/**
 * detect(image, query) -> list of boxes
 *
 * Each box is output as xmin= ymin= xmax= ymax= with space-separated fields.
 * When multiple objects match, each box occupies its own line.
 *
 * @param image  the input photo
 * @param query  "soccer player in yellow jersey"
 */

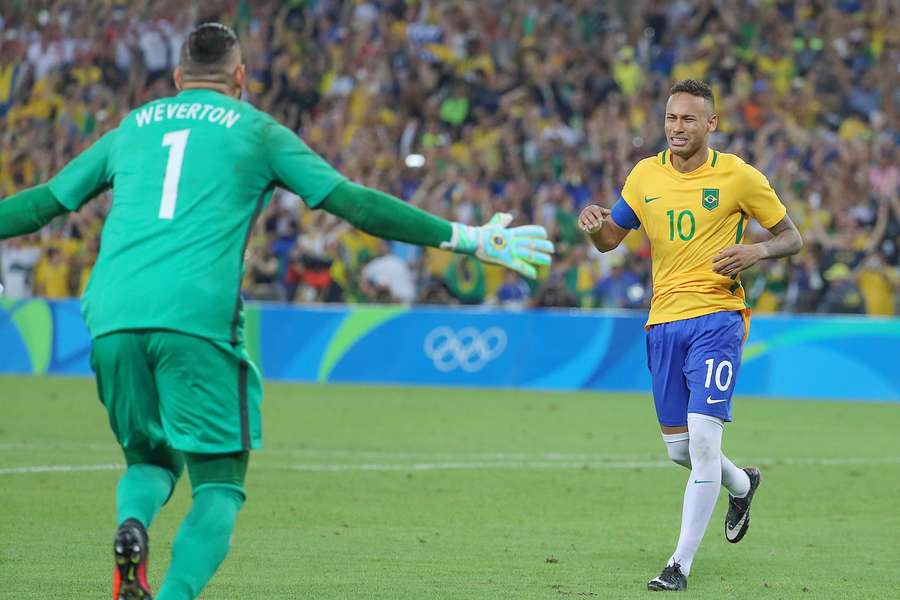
xmin=579 ymin=79 xmax=802 ymax=591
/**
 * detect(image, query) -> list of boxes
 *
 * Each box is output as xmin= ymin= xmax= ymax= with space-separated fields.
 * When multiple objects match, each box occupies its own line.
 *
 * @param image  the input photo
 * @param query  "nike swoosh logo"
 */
xmin=726 ymin=512 xmax=749 ymax=540
xmin=706 ymin=395 xmax=728 ymax=404
xmin=644 ymin=196 xmax=661 ymax=203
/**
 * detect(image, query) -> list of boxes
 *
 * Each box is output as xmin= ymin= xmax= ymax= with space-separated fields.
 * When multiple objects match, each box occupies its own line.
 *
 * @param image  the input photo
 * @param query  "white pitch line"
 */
xmin=286 ymin=460 xmax=670 ymax=472
xmin=2 ymin=456 xmax=900 ymax=476
xmin=5 ymin=443 xmax=900 ymax=468
xmin=0 ymin=463 xmax=123 ymax=475
xmin=284 ymin=456 xmax=900 ymax=472
xmin=0 ymin=443 xmax=655 ymax=461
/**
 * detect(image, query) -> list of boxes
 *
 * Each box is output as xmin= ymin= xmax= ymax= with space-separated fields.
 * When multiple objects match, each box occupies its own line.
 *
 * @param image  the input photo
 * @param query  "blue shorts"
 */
xmin=646 ymin=311 xmax=746 ymax=427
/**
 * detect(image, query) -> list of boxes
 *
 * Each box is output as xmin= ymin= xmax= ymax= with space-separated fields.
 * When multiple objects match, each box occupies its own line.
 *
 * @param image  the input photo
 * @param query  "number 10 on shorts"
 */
xmin=704 ymin=358 xmax=733 ymax=391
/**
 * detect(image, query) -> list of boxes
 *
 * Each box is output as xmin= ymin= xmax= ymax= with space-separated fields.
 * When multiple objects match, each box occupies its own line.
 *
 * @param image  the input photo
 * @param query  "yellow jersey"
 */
xmin=613 ymin=148 xmax=787 ymax=327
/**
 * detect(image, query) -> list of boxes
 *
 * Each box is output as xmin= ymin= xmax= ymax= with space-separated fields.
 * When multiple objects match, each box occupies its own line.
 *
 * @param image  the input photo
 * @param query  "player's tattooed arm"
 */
xmin=712 ymin=214 xmax=802 ymax=277
xmin=759 ymin=215 xmax=804 ymax=259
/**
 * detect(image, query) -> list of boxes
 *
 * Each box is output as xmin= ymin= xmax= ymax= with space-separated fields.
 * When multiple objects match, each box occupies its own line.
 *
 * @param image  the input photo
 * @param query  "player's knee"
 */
xmin=123 ymin=446 xmax=185 ymax=481
xmin=185 ymin=450 xmax=249 ymax=500
xmin=688 ymin=429 xmax=719 ymax=462
xmin=193 ymin=483 xmax=247 ymax=518
xmin=662 ymin=432 xmax=691 ymax=468
xmin=686 ymin=415 xmax=723 ymax=465
xmin=689 ymin=437 xmax=716 ymax=465
xmin=666 ymin=442 xmax=691 ymax=468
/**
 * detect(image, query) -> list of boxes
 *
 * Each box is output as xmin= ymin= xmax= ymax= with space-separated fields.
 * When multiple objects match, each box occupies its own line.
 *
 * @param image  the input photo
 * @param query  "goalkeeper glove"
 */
xmin=441 ymin=213 xmax=554 ymax=279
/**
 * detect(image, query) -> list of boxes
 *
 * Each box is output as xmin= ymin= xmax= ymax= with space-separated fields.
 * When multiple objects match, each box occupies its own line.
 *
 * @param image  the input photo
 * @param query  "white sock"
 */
xmin=662 ymin=432 xmax=750 ymax=498
xmin=721 ymin=453 xmax=750 ymax=498
xmin=663 ymin=432 xmax=691 ymax=468
xmin=668 ymin=413 xmax=723 ymax=576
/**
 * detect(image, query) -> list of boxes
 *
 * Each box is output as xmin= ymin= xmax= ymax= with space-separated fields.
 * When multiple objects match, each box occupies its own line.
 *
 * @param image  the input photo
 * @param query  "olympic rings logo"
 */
xmin=423 ymin=326 xmax=508 ymax=373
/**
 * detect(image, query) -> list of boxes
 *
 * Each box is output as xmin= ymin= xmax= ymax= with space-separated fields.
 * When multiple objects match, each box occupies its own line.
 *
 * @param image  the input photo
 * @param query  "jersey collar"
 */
xmin=660 ymin=147 xmax=718 ymax=176
xmin=176 ymin=88 xmax=228 ymax=99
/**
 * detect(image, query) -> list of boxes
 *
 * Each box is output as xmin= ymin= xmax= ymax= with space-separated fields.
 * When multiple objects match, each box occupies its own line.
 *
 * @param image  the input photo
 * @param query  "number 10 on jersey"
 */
xmin=159 ymin=129 xmax=191 ymax=220
xmin=666 ymin=209 xmax=695 ymax=241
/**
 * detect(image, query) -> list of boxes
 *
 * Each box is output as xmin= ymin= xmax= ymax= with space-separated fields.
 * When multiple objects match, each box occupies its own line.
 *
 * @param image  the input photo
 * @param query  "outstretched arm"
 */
xmin=0 ymin=129 xmax=116 ymax=240
xmin=0 ymin=184 xmax=69 ymax=239
xmin=712 ymin=214 xmax=803 ymax=277
xmin=319 ymin=181 xmax=554 ymax=278
xmin=319 ymin=180 xmax=452 ymax=247
xmin=265 ymin=120 xmax=553 ymax=278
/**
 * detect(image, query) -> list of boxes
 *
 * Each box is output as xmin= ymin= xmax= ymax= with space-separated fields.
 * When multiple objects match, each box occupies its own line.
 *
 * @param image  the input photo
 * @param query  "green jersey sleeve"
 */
xmin=47 ymin=129 xmax=117 ymax=211
xmin=263 ymin=120 xmax=345 ymax=208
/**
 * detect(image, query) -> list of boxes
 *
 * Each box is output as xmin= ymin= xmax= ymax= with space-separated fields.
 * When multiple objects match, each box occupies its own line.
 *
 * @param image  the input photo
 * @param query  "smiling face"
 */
xmin=664 ymin=92 xmax=717 ymax=160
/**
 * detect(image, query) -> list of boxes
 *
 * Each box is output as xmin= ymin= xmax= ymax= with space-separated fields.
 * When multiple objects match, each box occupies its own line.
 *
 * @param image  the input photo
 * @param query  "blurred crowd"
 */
xmin=0 ymin=0 xmax=897 ymax=315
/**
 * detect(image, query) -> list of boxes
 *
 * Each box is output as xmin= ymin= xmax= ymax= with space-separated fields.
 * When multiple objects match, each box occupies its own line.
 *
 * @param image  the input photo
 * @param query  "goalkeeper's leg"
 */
xmin=114 ymin=449 xmax=183 ymax=600
xmin=91 ymin=332 xmax=185 ymax=600
xmin=117 ymin=448 xmax=183 ymax=529
xmin=156 ymin=451 xmax=248 ymax=600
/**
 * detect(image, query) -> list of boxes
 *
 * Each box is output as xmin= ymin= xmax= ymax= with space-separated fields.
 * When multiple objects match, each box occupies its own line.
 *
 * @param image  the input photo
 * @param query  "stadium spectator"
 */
xmin=0 ymin=0 xmax=897 ymax=316
xmin=32 ymin=246 xmax=71 ymax=299
xmin=0 ymin=235 xmax=41 ymax=297
xmin=361 ymin=240 xmax=416 ymax=303
xmin=856 ymin=251 xmax=898 ymax=315
xmin=593 ymin=254 xmax=642 ymax=309
xmin=496 ymin=269 xmax=531 ymax=308
xmin=818 ymin=262 xmax=866 ymax=314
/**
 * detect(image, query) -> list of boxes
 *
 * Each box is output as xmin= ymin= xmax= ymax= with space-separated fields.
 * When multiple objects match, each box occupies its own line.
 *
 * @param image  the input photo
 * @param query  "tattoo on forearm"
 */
xmin=760 ymin=218 xmax=802 ymax=259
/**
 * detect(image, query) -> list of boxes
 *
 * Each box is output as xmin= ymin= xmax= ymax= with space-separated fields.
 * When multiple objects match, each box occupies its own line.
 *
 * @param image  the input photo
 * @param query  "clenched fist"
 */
xmin=712 ymin=244 xmax=766 ymax=277
xmin=579 ymin=205 xmax=612 ymax=234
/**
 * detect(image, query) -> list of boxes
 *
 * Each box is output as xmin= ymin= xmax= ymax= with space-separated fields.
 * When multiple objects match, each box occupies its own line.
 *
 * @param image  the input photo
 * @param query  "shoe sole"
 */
xmin=725 ymin=467 xmax=761 ymax=544
xmin=647 ymin=580 xmax=686 ymax=591
xmin=114 ymin=526 xmax=152 ymax=600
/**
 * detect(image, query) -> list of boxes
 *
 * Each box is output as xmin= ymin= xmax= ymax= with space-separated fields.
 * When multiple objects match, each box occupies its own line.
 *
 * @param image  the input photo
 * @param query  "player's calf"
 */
xmin=113 ymin=519 xmax=152 ymax=600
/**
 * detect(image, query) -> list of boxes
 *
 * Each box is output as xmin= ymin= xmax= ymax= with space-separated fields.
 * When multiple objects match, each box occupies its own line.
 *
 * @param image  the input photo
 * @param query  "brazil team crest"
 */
xmin=702 ymin=188 xmax=719 ymax=211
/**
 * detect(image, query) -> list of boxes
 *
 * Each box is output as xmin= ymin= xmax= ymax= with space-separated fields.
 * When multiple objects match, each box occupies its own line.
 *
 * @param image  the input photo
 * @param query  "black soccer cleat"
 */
xmin=647 ymin=561 xmax=688 ymax=591
xmin=725 ymin=466 xmax=761 ymax=544
xmin=113 ymin=519 xmax=152 ymax=600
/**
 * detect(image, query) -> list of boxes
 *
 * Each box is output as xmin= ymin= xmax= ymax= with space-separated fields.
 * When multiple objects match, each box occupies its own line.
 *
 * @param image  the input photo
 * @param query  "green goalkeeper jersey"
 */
xmin=48 ymin=88 xmax=345 ymax=343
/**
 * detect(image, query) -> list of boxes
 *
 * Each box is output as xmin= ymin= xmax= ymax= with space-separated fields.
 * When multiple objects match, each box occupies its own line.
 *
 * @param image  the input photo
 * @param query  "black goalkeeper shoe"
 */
xmin=647 ymin=562 xmax=688 ymax=591
xmin=113 ymin=519 xmax=152 ymax=600
xmin=725 ymin=466 xmax=761 ymax=544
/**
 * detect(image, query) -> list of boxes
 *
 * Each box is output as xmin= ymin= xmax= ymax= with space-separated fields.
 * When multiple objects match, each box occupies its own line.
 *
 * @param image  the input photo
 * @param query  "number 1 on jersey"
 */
xmin=159 ymin=129 xmax=191 ymax=220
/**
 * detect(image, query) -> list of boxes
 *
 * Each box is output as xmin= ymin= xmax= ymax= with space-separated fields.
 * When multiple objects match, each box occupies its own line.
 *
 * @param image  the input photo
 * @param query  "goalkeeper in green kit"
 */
xmin=0 ymin=23 xmax=553 ymax=600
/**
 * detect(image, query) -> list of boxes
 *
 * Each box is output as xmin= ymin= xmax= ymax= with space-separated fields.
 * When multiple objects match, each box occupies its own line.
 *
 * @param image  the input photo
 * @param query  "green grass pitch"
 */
xmin=1 ymin=375 xmax=898 ymax=599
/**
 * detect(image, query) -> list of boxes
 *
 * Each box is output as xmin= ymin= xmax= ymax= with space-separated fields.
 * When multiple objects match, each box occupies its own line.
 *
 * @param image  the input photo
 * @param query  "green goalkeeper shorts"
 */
xmin=90 ymin=330 xmax=263 ymax=455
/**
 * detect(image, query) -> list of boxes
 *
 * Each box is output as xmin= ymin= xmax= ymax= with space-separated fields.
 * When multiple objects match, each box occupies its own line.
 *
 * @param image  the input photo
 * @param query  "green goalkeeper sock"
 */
xmin=116 ymin=464 xmax=176 ymax=527
xmin=156 ymin=485 xmax=245 ymax=600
